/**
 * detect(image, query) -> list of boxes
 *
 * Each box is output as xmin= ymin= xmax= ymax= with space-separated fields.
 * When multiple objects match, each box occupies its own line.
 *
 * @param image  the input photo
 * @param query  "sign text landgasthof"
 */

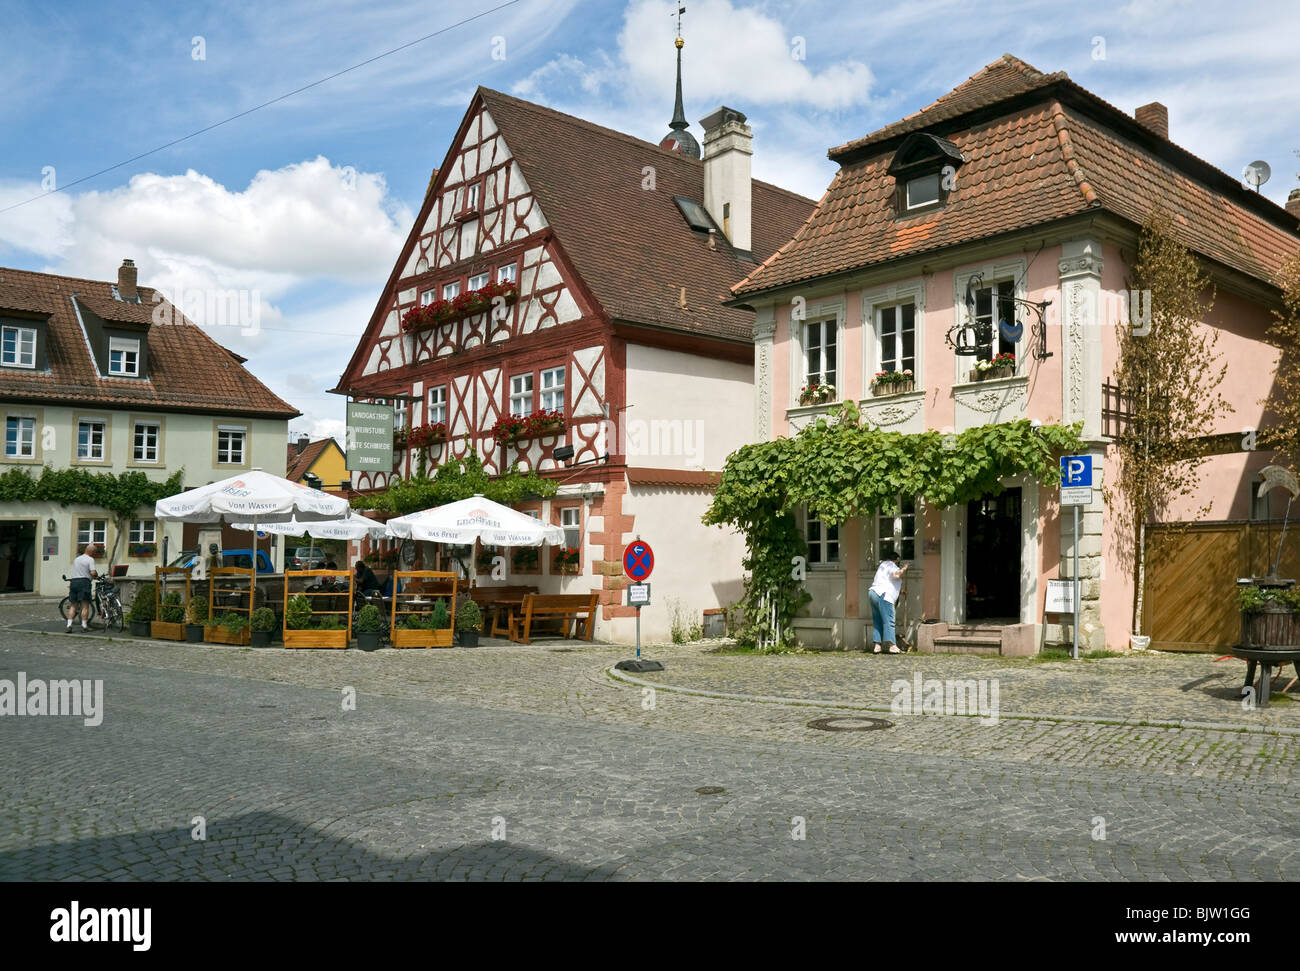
xmin=346 ymin=402 xmax=395 ymax=472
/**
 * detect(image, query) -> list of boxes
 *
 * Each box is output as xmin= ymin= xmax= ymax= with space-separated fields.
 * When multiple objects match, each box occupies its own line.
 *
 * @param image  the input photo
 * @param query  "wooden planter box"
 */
xmin=151 ymin=620 xmax=185 ymax=641
xmin=204 ymin=626 xmax=251 ymax=646
xmin=872 ymin=379 xmax=915 ymax=396
xmin=391 ymin=628 xmax=454 ymax=648
xmin=283 ymin=629 xmax=348 ymax=649
xmin=1241 ymin=606 xmax=1300 ymax=650
xmin=798 ymin=395 xmax=834 ymax=407
xmin=971 ymin=366 xmax=1015 ymax=382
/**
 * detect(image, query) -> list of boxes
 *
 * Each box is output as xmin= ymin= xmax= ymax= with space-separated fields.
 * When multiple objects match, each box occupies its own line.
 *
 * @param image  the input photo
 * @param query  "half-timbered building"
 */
xmin=334 ymin=83 xmax=813 ymax=643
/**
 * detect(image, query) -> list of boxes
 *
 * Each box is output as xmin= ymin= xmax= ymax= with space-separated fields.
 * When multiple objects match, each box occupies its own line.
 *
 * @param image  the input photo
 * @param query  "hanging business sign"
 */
xmin=346 ymin=402 xmax=395 ymax=473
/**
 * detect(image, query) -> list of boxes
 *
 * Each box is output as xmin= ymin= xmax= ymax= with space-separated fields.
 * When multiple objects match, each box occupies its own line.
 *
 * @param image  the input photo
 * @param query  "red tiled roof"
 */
xmin=0 ymin=267 xmax=299 ymax=418
xmin=473 ymin=89 xmax=816 ymax=341
xmin=285 ymin=438 xmax=336 ymax=481
xmin=736 ymin=55 xmax=1300 ymax=297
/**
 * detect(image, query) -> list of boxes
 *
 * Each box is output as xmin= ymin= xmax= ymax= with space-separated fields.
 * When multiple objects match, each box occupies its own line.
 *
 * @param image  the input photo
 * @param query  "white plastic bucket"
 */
xmin=1130 ymin=634 xmax=1151 ymax=651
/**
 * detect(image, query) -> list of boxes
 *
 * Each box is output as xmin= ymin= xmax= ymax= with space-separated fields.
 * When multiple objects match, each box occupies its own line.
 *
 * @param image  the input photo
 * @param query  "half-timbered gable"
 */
xmin=335 ymin=86 xmax=814 ymax=642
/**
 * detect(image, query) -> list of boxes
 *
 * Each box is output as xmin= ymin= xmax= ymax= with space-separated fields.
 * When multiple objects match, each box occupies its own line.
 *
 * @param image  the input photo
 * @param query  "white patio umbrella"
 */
xmin=386 ymin=494 xmax=564 ymax=546
xmin=232 ymin=516 xmax=388 ymax=573
xmin=155 ymin=470 xmax=353 ymax=606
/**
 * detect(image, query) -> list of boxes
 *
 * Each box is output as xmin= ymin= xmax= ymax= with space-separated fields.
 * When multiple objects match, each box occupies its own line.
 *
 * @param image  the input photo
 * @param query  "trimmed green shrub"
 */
xmin=455 ymin=599 xmax=482 ymax=632
xmin=251 ymin=607 xmax=277 ymax=633
xmin=159 ymin=592 xmax=184 ymax=624
xmin=356 ymin=604 xmax=383 ymax=633
xmin=285 ymin=594 xmax=313 ymax=630
xmin=128 ymin=583 xmax=156 ymax=623
xmin=186 ymin=595 xmax=209 ymax=625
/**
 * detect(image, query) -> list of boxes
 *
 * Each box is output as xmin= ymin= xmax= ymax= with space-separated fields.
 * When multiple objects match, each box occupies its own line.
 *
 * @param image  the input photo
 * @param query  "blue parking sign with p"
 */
xmin=1060 ymin=455 xmax=1092 ymax=487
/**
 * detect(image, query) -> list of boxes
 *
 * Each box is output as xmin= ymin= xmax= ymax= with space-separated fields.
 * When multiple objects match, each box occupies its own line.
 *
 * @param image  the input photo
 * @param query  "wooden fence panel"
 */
xmin=1144 ymin=520 xmax=1300 ymax=652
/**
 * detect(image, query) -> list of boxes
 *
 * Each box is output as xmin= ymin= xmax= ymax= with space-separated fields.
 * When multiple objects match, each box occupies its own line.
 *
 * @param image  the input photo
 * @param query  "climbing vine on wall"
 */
xmin=350 ymin=448 xmax=556 ymax=517
xmin=0 ymin=466 xmax=185 ymax=563
xmin=704 ymin=403 xmax=1083 ymax=647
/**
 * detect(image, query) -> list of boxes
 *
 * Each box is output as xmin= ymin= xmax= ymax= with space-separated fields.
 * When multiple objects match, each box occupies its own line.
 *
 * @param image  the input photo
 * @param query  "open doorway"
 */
xmin=0 ymin=520 xmax=37 ymax=592
xmin=965 ymin=488 xmax=1021 ymax=621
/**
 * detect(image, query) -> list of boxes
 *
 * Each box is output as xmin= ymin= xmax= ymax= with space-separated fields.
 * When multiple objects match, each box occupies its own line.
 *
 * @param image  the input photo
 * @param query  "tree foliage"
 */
xmin=1263 ymin=248 xmax=1300 ymax=469
xmin=350 ymin=448 xmax=556 ymax=516
xmin=1108 ymin=208 xmax=1232 ymax=632
xmin=705 ymin=402 xmax=1083 ymax=646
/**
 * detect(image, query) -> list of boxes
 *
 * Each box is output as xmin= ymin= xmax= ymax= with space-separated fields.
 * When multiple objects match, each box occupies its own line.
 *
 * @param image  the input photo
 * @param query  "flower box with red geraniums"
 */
xmin=407 ymin=422 xmax=447 ymax=450
xmin=871 ymin=369 xmax=915 ymax=396
xmin=401 ymin=281 xmax=519 ymax=333
xmin=798 ymin=380 xmax=836 ymax=407
xmin=491 ymin=410 xmax=565 ymax=446
xmin=552 ymin=546 xmax=581 ymax=574
xmin=971 ymin=352 xmax=1016 ymax=382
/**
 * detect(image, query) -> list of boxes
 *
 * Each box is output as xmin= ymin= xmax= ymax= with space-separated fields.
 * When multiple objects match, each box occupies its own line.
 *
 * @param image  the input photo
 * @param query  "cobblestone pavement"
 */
xmin=3 ymin=599 xmax=1300 ymax=880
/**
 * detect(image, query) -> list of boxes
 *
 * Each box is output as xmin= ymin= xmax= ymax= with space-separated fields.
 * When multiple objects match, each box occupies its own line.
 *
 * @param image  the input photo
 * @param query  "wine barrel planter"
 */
xmin=1241 ymin=604 xmax=1300 ymax=650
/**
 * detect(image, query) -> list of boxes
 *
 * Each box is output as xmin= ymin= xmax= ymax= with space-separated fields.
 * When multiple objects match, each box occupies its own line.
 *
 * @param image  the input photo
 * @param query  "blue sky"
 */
xmin=2 ymin=0 xmax=1297 ymax=442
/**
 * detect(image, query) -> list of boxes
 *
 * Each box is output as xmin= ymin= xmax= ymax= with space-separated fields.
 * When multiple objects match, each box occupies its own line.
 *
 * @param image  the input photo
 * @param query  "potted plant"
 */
xmin=491 ymin=409 xmax=565 ymax=446
xmin=871 ymin=369 xmax=915 ymax=396
xmin=250 ymin=607 xmax=277 ymax=648
xmin=971 ymin=352 xmax=1016 ymax=382
xmin=152 ymin=591 xmax=186 ymax=640
xmin=283 ymin=593 xmax=348 ymax=649
xmin=204 ymin=611 xmax=251 ymax=645
xmin=127 ymin=582 xmax=155 ymax=636
xmin=185 ymin=595 xmax=208 ymax=643
xmin=355 ymin=604 xmax=384 ymax=651
xmin=798 ymin=379 xmax=836 ymax=407
xmin=456 ymin=599 xmax=483 ymax=646
xmin=1238 ymin=584 xmax=1300 ymax=650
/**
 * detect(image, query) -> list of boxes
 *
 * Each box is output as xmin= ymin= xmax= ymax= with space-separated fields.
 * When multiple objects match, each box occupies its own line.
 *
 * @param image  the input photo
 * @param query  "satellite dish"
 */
xmin=1243 ymin=160 xmax=1271 ymax=191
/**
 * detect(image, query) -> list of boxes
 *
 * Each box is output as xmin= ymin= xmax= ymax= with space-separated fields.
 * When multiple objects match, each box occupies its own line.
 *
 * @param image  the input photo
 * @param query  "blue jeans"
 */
xmin=869 ymin=590 xmax=895 ymax=645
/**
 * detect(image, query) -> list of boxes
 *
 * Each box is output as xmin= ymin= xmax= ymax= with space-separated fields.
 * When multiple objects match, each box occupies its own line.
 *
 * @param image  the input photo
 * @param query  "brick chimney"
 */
xmin=117 ymin=258 xmax=139 ymax=302
xmin=700 ymin=107 xmax=753 ymax=253
xmin=1134 ymin=102 xmax=1169 ymax=140
xmin=1287 ymin=189 xmax=1300 ymax=221
xmin=295 ymin=435 xmax=310 ymax=454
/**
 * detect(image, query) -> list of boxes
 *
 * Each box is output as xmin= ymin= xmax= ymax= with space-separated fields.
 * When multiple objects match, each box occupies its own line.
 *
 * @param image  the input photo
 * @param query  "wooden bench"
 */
xmin=509 ymin=592 xmax=599 ymax=644
xmin=470 ymin=585 xmax=540 ymax=637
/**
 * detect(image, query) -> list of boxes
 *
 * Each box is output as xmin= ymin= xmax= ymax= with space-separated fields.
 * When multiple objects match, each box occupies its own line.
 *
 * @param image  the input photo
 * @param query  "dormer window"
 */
xmin=108 ymin=337 xmax=140 ymax=376
xmin=888 ymin=132 xmax=966 ymax=217
xmin=1 ymin=325 xmax=36 ymax=369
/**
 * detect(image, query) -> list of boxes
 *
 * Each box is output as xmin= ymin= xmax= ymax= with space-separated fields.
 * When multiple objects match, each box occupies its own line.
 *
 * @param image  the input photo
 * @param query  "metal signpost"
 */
xmin=1060 ymin=455 xmax=1093 ymax=660
xmin=345 ymin=401 xmax=395 ymax=473
xmin=623 ymin=539 xmax=654 ymax=658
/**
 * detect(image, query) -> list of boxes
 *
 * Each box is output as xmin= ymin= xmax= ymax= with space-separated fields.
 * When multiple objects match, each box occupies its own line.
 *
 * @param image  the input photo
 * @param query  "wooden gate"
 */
xmin=1144 ymin=520 xmax=1300 ymax=652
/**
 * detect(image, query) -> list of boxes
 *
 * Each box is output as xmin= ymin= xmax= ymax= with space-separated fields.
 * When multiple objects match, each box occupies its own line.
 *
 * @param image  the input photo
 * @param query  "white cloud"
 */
xmin=0 ymin=180 xmax=75 ymax=258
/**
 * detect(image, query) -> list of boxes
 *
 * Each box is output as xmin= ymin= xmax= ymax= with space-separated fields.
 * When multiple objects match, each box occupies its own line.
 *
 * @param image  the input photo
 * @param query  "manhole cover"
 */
xmin=694 ymin=786 xmax=726 ymax=795
xmin=806 ymin=716 xmax=893 ymax=732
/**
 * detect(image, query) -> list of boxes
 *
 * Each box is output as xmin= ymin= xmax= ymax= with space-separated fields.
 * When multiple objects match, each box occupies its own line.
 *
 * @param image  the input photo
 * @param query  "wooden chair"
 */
xmin=509 ymin=592 xmax=599 ymax=644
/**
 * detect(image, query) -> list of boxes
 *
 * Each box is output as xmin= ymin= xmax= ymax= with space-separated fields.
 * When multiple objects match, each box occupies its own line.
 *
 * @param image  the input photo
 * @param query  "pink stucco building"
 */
xmin=730 ymin=55 xmax=1300 ymax=653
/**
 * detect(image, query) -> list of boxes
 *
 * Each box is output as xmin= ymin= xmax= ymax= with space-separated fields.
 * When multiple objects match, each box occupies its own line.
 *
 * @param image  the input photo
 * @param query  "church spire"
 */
xmin=659 ymin=5 xmax=700 ymax=158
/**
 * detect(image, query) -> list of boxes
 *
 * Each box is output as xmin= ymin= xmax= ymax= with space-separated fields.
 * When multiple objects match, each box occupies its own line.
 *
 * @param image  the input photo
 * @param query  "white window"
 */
xmin=877 ymin=494 xmax=917 ymax=562
xmin=394 ymin=398 xmax=408 ymax=431
xmin=905 ymin=172 xmax=941 ymax=210
xmin=1 ymin=326 xmax=36 ymax=368
xmin=497 ymin=263 xmax=517 ymax=284
xmin=878 ymin=303 xmax=916 ymax=375
xmin=427 ymin=385 xmax=447 ymax=425
xmin=108 ymin=337 xmax=140 ymax=376
xmin=560 ymin=506 xmax=580 ymax=548
xmin=420 ymin=289 xmax=436 ymax=306
xmin=804 ymin=318 xmax=837 ymax=388
xmin=468 ymin=272 xmax=489 ymax=291
xmin=77 ymin=420 xmax=106 ymax=461
xmin=805 ymin=508 xmax=839 ymax=566
xmin=4 ymin=416 xmax=35 ymax=459
xmin=540 ymin=366 xmax=565 ymax=413
xmin=970 ymin=279 xmax=1018 ymax=363
xmin=464 ymin=181 xmax=480 ymax=212
xmin=129 ymin=519 xmax=156 ymax=544
xmin=133 ymin=421 xmax=160 ymax=463
xmin=510 ymin=373 xmax=533 ymax=417
xmin=78 ymin=519 xmax=107 ymax=549
xmin=442 ymin=281 xmax=460 ymax=301
xmin=217 ymin=426 xmax=246 ymax=465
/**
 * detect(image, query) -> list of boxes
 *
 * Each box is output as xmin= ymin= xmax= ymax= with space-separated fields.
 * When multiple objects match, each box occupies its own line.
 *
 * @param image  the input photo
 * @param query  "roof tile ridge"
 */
xmin=1048 ymin=98 xmax=1100 ymax=208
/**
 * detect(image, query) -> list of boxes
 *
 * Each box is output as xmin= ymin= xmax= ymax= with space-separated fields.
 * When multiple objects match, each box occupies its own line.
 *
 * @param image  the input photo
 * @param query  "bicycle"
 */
xmin=60 ymin=574 xmax=125 ymax=632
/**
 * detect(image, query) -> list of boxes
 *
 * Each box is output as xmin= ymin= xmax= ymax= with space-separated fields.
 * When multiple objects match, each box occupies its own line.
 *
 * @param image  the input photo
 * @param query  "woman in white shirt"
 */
xmin=868 ymin=557 xmax=908 ymax=654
